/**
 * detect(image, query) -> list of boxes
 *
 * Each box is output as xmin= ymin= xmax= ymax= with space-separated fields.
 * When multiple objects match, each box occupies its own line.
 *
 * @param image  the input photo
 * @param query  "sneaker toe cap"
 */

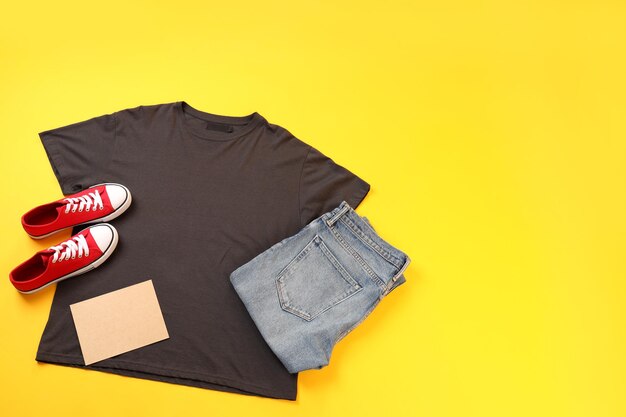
xmin=105 ymin=184 xmax=129 ymax=210
xmin=89 ymin=225 xmax=116 ymax=252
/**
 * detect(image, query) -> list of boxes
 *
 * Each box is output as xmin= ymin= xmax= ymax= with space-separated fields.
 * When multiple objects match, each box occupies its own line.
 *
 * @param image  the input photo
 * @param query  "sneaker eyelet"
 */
xmin=78 ymin=209 xmax=83 ymax=212
xmin=85 ymin=208 xmax=90 ymax=212
xmin=71 ymin=255 xmax=76 ymax=259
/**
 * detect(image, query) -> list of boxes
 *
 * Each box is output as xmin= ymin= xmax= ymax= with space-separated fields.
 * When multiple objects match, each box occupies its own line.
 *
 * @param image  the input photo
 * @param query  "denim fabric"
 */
xmin=230 ymin=201 xmax=410 ymax=373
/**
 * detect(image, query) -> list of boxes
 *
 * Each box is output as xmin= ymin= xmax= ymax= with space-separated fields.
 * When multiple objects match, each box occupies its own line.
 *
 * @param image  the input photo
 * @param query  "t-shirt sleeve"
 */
xmin=299 ymin=145 xmax=371 ymax=226
xmin=38 ymin=112 xmax=117 ymax=195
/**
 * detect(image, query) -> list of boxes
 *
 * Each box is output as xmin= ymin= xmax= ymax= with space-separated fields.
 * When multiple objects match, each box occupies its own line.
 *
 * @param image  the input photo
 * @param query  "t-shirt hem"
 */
xmin=35 ymin=351 xmax=297 ymax=401
xmin=347 ymin=179 xmax=371 ymax=210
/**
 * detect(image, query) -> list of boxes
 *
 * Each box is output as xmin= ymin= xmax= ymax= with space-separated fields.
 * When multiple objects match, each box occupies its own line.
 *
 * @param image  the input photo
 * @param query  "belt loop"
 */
xmin=325 ymin=202 xmax=350 ymax=227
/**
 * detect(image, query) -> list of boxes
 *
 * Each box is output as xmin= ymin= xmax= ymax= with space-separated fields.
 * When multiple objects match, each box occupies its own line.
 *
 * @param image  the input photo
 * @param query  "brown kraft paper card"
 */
xmin=69 ymin=279 xmax=169 ymax=365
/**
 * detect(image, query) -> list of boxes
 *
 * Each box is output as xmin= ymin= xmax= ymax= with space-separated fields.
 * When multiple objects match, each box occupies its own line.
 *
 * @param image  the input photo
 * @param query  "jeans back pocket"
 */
xmin=276 ymin=234 xmax=362 ymax=321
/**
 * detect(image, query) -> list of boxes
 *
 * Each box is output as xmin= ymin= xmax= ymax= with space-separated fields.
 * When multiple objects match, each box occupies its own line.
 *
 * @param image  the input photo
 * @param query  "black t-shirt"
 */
xmin=35 ymin=101 xmax=370 ymax=400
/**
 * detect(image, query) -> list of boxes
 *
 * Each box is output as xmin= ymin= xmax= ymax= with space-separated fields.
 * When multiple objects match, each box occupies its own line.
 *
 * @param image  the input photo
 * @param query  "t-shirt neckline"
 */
xmin=176 ymin=100 xmax=265 ymax=142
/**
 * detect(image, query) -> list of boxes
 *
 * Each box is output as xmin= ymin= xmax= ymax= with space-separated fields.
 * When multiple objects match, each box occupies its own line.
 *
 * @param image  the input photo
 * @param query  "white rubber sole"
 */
xmin=18 ymin=224 xmax=120 ymax=294
xmin=28 ymin=183 xmax=132 ymax=240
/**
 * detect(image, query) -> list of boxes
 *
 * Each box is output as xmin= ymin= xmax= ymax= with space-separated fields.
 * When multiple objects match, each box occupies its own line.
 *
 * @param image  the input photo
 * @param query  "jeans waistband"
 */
xmin=321 ymin=201 xmax=409 ymax=273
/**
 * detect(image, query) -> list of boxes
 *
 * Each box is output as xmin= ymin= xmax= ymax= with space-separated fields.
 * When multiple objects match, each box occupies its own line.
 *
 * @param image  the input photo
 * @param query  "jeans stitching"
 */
xmin=318 ymin=239 xmax=360 ymax=289
xmin=339 ymin=215 xmax=404 ymax=268
xmin=326 ymin=221 xmax=386 ymax=289
xmin=342 ymin=215 xmax=401 ymax=266
xmin=325 ymin=203 xmax=350 ymax=226
xmin=382 ymin=253 xmax=412 ymax=296
xmin=275 ymin=234 xmax=363 ymax=321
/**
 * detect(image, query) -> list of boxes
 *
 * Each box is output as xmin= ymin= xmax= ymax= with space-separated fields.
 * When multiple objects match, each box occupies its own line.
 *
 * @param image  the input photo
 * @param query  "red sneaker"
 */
xmin=22 ymin=183 xmax=131 ymax=239
xmin=9 ymin=224 xmax=119 ymax=294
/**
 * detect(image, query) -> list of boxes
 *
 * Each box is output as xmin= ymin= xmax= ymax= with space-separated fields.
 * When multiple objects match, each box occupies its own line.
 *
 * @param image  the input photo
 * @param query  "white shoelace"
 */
xmin=49 ymin=234 xmax=89 ymax=263
xmin=64 ymin=190 xmax=104 ymax=213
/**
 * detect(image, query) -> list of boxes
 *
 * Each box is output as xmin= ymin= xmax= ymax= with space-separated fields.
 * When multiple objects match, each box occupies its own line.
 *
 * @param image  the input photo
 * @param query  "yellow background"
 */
xmin=1 ymin=1 xmax=625 ymax=416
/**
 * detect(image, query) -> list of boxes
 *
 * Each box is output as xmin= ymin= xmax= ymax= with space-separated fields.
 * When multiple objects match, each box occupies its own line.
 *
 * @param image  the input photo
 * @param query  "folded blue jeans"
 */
xmin=230 ymin=201 xmax=410 ymax=373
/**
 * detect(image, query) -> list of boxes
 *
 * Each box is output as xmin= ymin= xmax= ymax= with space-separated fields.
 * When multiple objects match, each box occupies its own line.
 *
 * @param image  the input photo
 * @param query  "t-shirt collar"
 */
xmin=176 ymin=100 xmax=265 ymax=142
